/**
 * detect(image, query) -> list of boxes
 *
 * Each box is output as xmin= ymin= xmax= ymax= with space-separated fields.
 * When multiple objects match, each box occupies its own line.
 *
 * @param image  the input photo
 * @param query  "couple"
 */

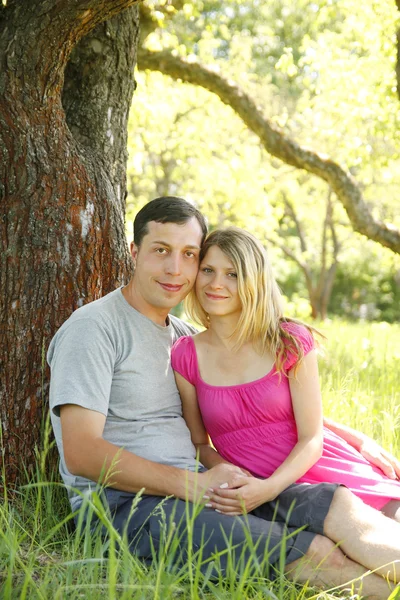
xmin=48 ymin=196 xmax=400 ymax=598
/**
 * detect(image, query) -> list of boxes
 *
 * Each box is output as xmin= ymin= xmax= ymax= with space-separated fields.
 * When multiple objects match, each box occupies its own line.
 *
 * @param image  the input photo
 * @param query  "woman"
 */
xmin=171 ymin=227 xmax=400 ymax=519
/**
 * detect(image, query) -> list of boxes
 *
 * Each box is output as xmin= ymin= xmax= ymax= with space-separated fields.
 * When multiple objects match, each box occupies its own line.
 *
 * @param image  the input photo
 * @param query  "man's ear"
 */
xmin=130 ymin=242 xmax=139 ymax=265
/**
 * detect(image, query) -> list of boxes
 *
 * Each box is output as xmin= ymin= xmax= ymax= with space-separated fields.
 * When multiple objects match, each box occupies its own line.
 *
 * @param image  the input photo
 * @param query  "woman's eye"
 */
xmin=228 ymin=272 xmax=237 ymax=278
xmin=201 ymin=267 xmax=212 ymax=273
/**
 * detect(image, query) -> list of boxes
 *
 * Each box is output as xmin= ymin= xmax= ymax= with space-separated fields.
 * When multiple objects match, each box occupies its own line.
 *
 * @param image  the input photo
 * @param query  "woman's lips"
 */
xmin=205 ymin=292 xmax=228 ymax=300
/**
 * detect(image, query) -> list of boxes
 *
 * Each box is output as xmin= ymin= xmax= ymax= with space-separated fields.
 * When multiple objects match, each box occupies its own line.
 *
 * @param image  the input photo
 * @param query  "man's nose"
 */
xmin=165 ymin=253 xmax=182 ymax=275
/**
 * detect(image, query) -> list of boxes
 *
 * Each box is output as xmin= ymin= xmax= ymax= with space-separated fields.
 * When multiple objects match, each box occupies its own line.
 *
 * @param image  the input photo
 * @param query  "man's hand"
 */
xmin=204 ymin=475 xmax=276 ymax=516
xmin=359 ymin=439 xmax=400 ymax=480
xmin=190 ymin=464 xmax=249 ymax=505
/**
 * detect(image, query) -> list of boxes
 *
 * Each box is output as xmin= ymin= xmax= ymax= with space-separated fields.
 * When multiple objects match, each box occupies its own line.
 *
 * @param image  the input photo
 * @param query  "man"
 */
xmin=48 ymin=196 xmax=400 ymax=598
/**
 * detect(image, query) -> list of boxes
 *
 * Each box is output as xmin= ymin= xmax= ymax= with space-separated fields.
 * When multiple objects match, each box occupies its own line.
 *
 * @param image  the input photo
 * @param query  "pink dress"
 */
xmin=171 ymin=322 xmax=400 ymax=510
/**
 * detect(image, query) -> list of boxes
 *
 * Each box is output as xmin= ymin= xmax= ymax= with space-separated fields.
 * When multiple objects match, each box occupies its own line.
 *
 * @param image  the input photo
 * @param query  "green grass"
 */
xmin=318 ymin=320 xmax=400 ymax=453
xmin=1 ymin=320 xmax=399 ymax=599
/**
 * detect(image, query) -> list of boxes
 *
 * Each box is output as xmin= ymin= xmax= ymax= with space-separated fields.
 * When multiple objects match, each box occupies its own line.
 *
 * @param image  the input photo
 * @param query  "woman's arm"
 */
xmin=323 ymin=417 xmax=365 ymax=450
xmin=265 ymin=349 xmax=324 ymax=493
xmin=323 ymin=417 xmax=400 ymax=480
xmin=208 ymin=350 xmax=324 ymax=514
xmin=174 ymin=371 xmax=231 ymax=469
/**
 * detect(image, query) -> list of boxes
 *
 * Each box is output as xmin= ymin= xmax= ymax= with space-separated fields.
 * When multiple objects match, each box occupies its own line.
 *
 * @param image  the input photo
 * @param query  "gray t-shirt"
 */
xmin=47 ymin=288 xmax=199 ymax=510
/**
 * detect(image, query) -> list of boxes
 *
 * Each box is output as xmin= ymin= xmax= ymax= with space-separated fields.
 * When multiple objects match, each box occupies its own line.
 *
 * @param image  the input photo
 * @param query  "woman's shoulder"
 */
xmin=281 ymin=320 xmax=314 ymax=343
xmin=172 ymin=334 xmax=194 ymax=354
xmin=171 ymin=334 xmax=199 ymax=384
xmin=280 ymin=320 xmax=315 ymax=366
xmin=280 ymin=319 xmax=310 ymax=335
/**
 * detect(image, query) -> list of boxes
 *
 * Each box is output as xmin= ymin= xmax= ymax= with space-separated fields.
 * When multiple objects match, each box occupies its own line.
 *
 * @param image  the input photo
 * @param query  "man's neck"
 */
xmin=122 ymin=281 xmax=169 ymax=327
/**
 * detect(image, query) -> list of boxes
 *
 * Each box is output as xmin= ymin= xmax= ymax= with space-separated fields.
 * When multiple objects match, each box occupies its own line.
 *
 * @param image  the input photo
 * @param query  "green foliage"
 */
xmin=328 ymin=245 xmax=400 ymax=322
xmin=274 ymin=227 xmax=400 ymax=321
xmin=127 ymin=70 xmax=276 ymax=233
xmin=159 ymin=0 xmax=347 ymax=96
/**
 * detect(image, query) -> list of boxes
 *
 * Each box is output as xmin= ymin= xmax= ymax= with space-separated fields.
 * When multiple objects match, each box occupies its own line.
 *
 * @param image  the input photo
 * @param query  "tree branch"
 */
xmin=139 ymin=2 xmax=185 ymax=44
xmin=328 ymin=202 xmax=341 ymax=259
xmin=137 ymin=47 xmax=400 ymax=254
xmin=282 ymin=192 xmax=308 ymax=253
xmin=264 ymin=236 xmax=309 ymax=274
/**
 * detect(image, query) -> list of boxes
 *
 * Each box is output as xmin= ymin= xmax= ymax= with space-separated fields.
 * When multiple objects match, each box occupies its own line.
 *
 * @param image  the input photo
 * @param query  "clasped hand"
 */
xmin=201 ymin=466 xmax=277 ymax=515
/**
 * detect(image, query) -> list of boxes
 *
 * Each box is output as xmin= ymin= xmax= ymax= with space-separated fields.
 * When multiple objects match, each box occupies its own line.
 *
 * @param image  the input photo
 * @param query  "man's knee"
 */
xmin=305 ymin=534 xmax=346 ymax=570
xmin=285 ymin=534 xmax=347 ymax=584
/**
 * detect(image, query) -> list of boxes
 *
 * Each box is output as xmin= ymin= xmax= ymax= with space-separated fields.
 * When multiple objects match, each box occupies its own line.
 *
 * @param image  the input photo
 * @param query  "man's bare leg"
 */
xmin=286 ymin=534 xmax=395 ymax=600
xmin=324 ymin=487 xmax=400 ymax=581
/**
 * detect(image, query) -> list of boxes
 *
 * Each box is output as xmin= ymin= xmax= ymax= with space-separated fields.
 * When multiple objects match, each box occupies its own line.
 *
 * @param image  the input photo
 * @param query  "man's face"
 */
xmin=129 ymin=218 xmax=203 ymax=321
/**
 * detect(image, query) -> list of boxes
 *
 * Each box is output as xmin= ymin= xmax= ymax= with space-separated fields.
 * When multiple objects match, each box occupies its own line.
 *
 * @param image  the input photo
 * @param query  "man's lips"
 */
xmin=158 ymin=282 xmax=184 ymax=292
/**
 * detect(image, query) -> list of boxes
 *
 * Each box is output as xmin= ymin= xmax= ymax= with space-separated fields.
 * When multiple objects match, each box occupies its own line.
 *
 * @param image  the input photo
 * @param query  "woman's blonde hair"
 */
xmin=185 ymin=227 xmax=319 ymax=375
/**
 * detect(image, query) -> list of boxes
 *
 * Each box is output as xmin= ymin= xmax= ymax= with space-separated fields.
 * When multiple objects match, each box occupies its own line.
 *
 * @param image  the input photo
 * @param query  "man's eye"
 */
xmin=185 ymin=251 xmax=196 ymax=258
xmin=155 ymin=248 xmax=167 ymax=254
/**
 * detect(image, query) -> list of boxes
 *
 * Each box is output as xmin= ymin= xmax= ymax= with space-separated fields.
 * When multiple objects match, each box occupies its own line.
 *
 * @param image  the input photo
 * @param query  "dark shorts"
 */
xmin=83 ymin=482 xmax=338 ymax=579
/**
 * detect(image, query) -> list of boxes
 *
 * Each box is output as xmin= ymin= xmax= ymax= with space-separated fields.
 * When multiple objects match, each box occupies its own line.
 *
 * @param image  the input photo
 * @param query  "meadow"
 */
xmin=1 ymin=320 xmax=399 ymax=600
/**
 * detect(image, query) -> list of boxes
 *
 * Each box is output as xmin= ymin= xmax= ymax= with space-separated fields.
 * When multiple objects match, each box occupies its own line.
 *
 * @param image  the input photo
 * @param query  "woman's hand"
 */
xmin=205 ymin=475 xmax=277 ymax=515
xmin=359 ymin=439 xmax=400 ymax=480
xmin=189 ymin=463 xmax=246 ymax=504
xmin=323 ymin=417 xmax=400 ymax=480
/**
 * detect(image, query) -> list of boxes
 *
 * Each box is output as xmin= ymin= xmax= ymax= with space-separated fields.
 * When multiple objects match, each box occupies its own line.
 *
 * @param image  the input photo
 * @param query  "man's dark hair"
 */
xmin=133 ymin=196 xmax=208 ymax=247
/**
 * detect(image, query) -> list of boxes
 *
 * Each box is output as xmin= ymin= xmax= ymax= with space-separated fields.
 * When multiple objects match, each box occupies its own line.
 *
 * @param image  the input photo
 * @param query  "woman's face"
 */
xmin=195 ymin=245 xmax=242 ymax=318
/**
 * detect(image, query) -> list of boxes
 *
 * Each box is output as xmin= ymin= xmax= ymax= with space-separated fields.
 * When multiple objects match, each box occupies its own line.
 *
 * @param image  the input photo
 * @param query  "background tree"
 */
xmin=128 ymin=0 xmax=400 ymax=320
xmin=136 ymin=0 xmax=400 ymax=253
xmin=265 ymin=189 xmax=341 ymax=320
xmin=0 ymin=1 xmax=139 ymax=484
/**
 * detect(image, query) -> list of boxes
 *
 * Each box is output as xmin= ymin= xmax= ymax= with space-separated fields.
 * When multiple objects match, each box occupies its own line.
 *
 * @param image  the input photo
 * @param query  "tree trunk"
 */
xmin=309 ymin=298 xmax=319 ymax=320
xmin=319 ymin=262 xmax=339 ymax=320
xmin=0 ymin=0 xmax=139 ymax=484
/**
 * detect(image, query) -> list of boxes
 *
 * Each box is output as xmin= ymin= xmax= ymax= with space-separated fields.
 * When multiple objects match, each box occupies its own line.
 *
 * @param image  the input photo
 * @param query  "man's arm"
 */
xmin=60 ymin=404 xmax=245 ymax=502
xmin=323 ymin=416 xmax=400 ymax=480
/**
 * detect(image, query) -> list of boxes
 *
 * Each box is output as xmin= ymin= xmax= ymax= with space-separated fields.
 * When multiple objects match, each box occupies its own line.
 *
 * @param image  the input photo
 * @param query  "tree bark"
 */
xmin=137 ymin=48 xmax=400 ymax=254
xmin=0 ymin=0 xmax=139 ymax=484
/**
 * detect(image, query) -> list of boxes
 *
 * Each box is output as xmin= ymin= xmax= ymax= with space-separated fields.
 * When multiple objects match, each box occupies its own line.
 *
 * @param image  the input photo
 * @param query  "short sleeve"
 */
xmin=281 ymin=322 xmax=315 ymax=371
xmin=47 ymin=318 xmax=116 ymax=417
xmin=171 ymin=336 xmax=198 ymax=386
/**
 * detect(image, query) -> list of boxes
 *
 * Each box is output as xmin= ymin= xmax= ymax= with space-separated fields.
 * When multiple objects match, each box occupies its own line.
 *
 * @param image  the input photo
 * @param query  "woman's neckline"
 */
xmin=188 ymin=336 xmax=277 ymax=389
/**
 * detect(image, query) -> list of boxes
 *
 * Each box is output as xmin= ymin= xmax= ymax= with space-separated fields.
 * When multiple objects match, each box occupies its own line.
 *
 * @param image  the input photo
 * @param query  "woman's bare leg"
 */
xmin=323 ymin=487 xmax=400 ymax=582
